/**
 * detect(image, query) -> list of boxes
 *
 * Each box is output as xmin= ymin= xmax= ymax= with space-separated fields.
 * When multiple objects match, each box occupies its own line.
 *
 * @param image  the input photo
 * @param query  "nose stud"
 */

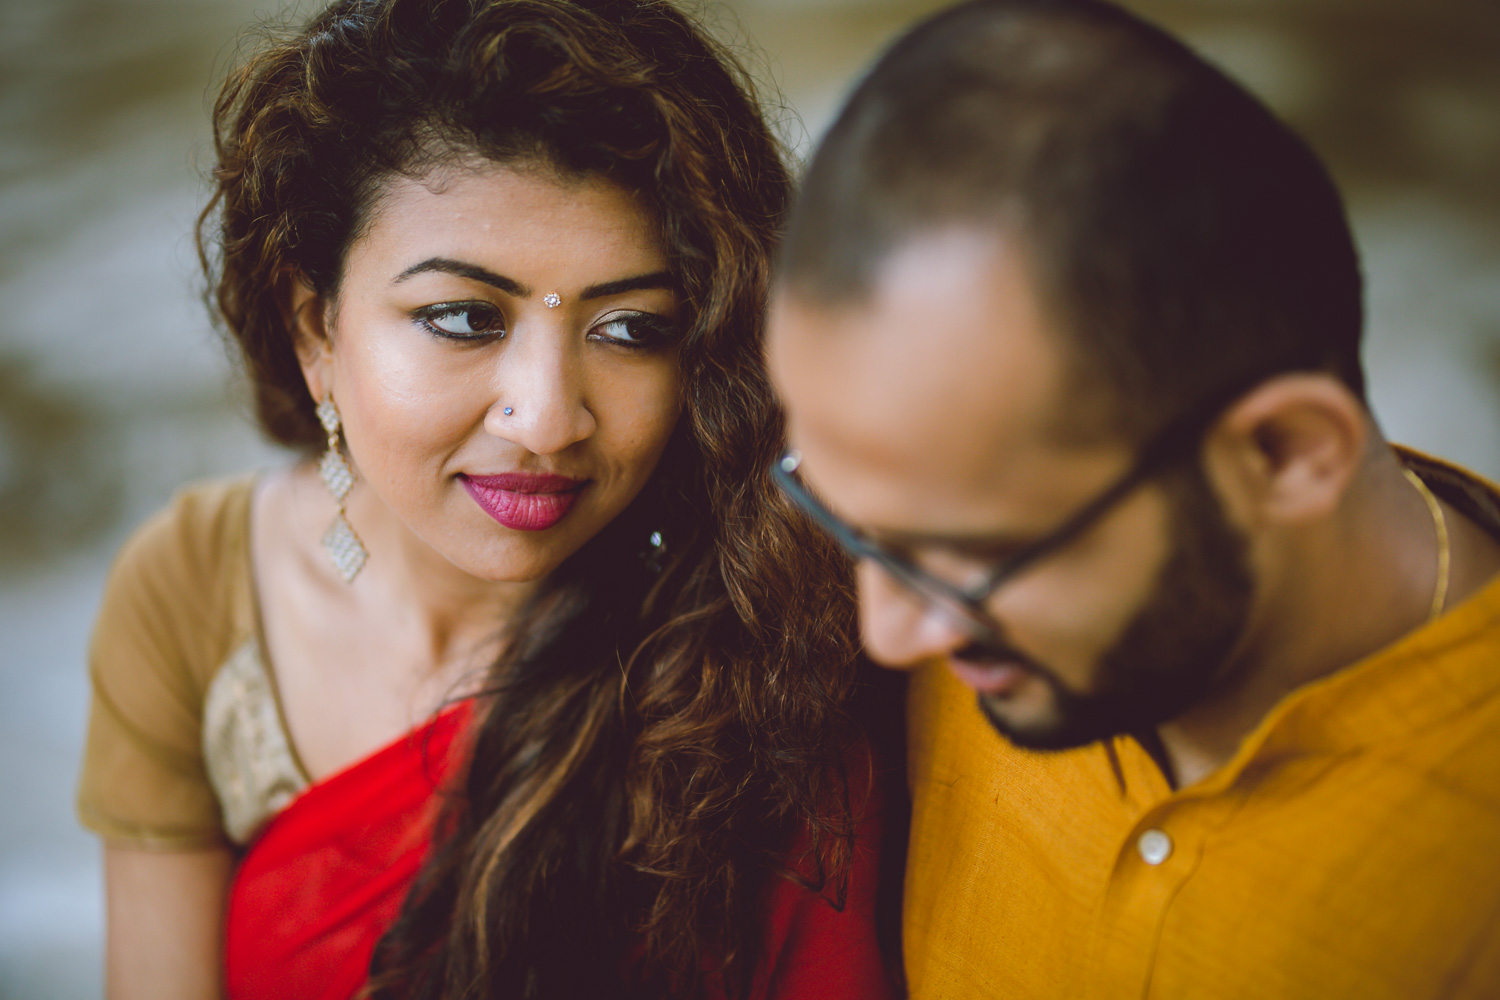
xmin=543 ymin=292 xmax=561 ymax=309
xmin=502 ymin=406 xmax=514 ymax=416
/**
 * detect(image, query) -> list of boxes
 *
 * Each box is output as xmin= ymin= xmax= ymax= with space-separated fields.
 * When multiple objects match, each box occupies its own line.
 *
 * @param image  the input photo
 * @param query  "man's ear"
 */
xmin=285 ymin=272 xmax=334 ymax=402
xmin=1202 ymin=373 xmax=1370 ymax=529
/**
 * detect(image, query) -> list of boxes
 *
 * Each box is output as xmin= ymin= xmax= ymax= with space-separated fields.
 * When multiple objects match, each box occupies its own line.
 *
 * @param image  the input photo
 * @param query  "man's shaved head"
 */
xmin=780 ymin=0 xmax=1364 ymax=439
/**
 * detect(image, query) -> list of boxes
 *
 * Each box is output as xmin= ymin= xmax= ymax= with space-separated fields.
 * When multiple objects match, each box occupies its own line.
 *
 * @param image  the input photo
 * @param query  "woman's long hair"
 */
xmin=199 ymin=2 xmax=873 ymax=997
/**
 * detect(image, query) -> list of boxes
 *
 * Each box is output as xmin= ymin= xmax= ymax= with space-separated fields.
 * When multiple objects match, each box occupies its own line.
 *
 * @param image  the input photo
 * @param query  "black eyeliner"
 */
xmin=411 ymin=301 xmax=505 ymax=342
xmin=589 ymin=310 xmax=679 ymax=351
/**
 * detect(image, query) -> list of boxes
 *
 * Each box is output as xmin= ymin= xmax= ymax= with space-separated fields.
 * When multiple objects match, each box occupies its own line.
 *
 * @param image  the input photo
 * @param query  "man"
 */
xmin=766 ymin=1 xmax=1500 ymax=997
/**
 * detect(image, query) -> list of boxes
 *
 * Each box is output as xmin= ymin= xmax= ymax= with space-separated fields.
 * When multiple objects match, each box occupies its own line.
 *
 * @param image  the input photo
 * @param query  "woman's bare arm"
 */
xmin=104 ymin=844 xmax=234 ymax=1000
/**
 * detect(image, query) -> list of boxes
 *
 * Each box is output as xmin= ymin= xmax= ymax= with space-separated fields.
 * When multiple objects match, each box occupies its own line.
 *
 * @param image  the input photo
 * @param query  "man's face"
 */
xmin=767 ymin=229 xmax=1254 ymax=749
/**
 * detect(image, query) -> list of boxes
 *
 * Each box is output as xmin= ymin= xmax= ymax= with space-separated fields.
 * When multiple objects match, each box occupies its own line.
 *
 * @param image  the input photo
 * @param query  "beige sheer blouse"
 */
xmin=77 ymin=477 xmax=311 ymax=849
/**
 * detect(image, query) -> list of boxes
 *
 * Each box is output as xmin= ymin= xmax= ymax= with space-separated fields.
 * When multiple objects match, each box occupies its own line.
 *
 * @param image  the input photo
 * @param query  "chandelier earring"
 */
xmin=316 ymin=395 xmax=368 ymax=582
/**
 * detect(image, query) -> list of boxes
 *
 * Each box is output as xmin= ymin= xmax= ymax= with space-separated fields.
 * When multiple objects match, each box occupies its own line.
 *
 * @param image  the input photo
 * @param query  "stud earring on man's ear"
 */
xmin=316 ymin=396 xmax=368 ymax=582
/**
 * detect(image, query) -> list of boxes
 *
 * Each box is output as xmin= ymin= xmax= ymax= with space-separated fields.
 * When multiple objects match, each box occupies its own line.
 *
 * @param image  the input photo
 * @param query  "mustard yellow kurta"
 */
xmin=904 ymin=457 xmax=1500 ymax=999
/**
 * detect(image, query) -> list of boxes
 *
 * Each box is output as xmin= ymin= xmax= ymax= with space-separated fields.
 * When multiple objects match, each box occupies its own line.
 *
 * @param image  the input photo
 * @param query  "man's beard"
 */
xmin=975 ymin=462 xmax=1255 ymax=751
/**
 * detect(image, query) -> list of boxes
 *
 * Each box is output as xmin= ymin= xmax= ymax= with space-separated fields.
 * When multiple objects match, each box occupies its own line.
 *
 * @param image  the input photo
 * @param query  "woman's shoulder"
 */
xmin=116 ymin=474 xmax=257 ymax=579
xmin=93 ymin=473 xmax=259 ymax=691
xmin=78 ymin=473 xmax=262 ymax=848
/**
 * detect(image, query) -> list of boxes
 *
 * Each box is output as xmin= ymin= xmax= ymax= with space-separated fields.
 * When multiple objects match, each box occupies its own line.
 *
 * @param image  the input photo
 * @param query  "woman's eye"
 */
xmin=589 ymin=312 xmax=674 ymax=349
xmin=418 ymin=303 xmax=505 ymax=340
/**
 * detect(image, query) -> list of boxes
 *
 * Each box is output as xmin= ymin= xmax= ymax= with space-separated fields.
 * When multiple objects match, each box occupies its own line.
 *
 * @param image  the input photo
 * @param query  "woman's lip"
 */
xmin=946 ymin=658 xmax=1030 ymax=697
xmin=459 ymin=474 xmax=588 ymax=531
xmin=462 ymin=472 xmax=587 ymax=493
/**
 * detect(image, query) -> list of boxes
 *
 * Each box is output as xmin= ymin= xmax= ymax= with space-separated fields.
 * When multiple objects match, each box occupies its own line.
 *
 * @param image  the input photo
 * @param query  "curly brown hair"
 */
xmin=199 ymin=1 xmax=889 ymax=997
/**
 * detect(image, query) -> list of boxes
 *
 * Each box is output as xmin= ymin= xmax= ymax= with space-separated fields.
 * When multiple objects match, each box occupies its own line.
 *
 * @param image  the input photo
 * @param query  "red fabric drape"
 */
xmin=225 ymin=702 xmax=472 ymax=1000
xmin=713 ymin=741 xmax=899 ymax=1000
xmin=225 ymin=703 xmax=896 ymax=1000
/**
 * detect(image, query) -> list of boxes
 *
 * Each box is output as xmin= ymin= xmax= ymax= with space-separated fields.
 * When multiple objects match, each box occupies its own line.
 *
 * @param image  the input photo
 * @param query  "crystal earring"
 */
xmin=316 ymin=396 xmax=368 ymax=582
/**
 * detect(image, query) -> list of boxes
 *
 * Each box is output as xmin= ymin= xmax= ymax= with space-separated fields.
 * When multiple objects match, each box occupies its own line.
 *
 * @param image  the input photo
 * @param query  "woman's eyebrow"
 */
xmin=392 ymin=260 xmax=673 ymax=303
xmin=393 ymin=257 xmax=529 ymax=296
xmin=579 ymin=271 xmax=674 ymax=301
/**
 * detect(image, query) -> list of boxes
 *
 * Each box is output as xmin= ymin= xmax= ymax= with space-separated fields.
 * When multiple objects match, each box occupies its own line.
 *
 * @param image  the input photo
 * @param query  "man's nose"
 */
xmin=856 ymin=560 xmax=970 ymax=669
xmin=482 ymin=322 xmax=598 ymax=454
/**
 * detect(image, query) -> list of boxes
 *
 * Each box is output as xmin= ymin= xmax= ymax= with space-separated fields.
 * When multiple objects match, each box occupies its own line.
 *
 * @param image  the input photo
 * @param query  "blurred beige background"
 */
xmin=1 ymin=0 xmax=1496 ymax=995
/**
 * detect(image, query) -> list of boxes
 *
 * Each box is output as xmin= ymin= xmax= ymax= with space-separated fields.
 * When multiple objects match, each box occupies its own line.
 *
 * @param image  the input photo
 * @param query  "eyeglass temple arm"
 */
xmin=966 ymin=393 xmax=1231 ymax=600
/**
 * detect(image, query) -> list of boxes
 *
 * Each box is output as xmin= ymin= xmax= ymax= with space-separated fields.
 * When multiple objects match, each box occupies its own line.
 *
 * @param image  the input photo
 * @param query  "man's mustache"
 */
xmin=953 ymin=639 xmax=1042 ymax=673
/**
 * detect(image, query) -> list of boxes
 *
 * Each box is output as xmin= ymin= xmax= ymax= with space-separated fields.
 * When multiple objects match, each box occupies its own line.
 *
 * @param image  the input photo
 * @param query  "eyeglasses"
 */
xmin=771 ymin=383 xmax=1252 ymax=644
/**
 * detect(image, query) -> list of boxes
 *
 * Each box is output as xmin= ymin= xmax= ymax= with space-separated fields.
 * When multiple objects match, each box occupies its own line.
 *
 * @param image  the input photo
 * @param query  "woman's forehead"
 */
xmin=347 ymin=162 xmax=668 ymax=287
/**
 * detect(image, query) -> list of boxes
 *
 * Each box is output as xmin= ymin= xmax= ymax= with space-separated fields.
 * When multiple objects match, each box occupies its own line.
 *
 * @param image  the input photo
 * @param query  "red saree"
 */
xmin=225 ymin=704 xmax=896 ymax=1000
xmin=224 ymin=701 xmax=473 ymax=1000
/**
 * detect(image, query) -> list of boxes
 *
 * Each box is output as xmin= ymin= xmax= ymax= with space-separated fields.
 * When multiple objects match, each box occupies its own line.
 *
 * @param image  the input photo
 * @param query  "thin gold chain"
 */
xmin=1402 ymin=467 xmax=1450 ymax=623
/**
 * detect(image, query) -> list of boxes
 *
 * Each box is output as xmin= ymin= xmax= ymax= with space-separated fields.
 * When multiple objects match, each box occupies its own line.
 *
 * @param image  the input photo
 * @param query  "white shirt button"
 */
xmin=1137 ymin=829 xmax=1173 ymax=865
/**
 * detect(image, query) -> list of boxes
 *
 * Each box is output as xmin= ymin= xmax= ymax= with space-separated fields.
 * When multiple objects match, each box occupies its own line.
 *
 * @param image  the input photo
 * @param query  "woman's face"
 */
xmin=297 ymin=160 xmax=684 ymax=582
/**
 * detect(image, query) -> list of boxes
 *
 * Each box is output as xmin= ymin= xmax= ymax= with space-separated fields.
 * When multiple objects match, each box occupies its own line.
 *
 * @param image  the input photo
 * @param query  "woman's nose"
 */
xmin=483 ymin=324 xmax=598 ymax=454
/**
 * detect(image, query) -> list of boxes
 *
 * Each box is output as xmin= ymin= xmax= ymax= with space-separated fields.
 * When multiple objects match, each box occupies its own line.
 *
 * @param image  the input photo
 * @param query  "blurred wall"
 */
xmin=0 ymin=1 xmax=1495 ymax=996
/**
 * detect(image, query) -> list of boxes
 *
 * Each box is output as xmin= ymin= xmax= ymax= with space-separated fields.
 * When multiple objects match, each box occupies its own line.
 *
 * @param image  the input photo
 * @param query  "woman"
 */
xmin=77 ymin=1 xmax=898 ymax=998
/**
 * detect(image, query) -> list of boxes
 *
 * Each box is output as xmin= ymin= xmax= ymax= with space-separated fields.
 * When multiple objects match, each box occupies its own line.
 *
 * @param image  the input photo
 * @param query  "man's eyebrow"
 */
xmin=579 ymin=271 xmax=675 ymax=301
xmin=795 ymin=462 xmax=1030 ymax=555
xmin=393 ymin=258 xmax=530 ymax=297
xmin=867 ymin=526 xmax=1032 ymax=558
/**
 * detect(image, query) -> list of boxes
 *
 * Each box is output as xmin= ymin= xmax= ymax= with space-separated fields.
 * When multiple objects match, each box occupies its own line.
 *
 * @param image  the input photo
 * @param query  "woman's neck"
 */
xmin=341 ymin=476 xmax=539 ymax=667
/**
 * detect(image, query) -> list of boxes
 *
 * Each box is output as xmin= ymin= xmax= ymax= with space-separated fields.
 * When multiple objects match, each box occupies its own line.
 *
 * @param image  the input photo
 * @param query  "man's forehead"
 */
xmin=769 ymin=228 xmax=1077 ymax=527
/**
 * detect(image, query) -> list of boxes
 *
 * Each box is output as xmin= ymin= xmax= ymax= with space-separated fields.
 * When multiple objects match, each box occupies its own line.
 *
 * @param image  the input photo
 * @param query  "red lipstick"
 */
xmin=460 ymin=473 xmax=587 ymax=531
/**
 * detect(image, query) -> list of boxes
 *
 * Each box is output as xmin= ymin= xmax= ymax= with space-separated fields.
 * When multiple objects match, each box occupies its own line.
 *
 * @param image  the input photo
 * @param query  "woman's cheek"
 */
xmin=625 ymin=368 xmax=683 ymax=467
xmin=338 ymin=339 xmax=479 ymax=502
xmin=362 ymin=332 xmax=483 ymax=427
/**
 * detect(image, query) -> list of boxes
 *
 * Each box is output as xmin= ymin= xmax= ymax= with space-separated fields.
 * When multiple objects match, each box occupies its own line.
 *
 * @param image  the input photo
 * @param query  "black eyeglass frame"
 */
xmin=771 ymin=380 xmax=1263 ymax=642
